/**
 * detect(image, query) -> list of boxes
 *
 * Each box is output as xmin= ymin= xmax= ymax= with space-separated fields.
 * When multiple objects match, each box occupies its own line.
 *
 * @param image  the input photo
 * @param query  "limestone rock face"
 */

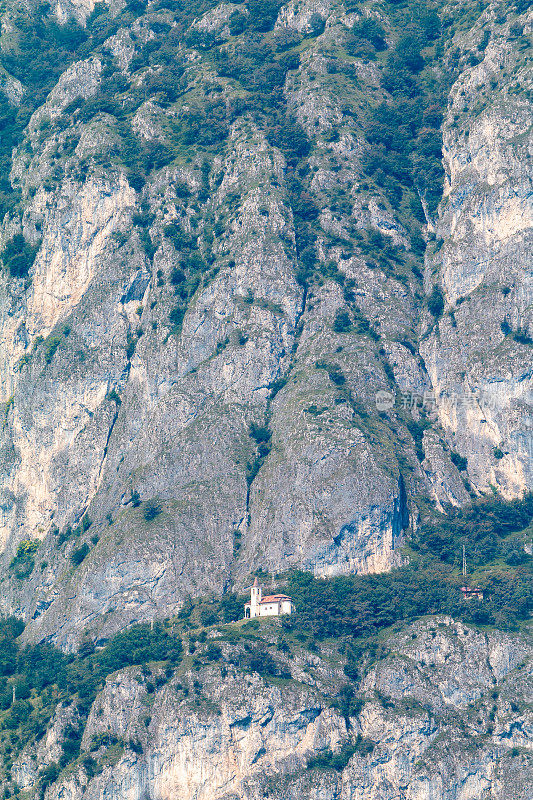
xmin=0 ymin=0 xmax=530 ymax=648
xmin=12 ymin=618 xmax=532 ymax=800
xmin=421 ymin=9 xmax=533 ymax=498
xmin=0 ymin=2 xmax=530 ymax=797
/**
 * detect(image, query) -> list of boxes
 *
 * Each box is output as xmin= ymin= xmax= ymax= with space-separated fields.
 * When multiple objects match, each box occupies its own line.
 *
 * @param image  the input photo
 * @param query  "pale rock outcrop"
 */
xmin=422 ymin=9 xmax=533 ymax=498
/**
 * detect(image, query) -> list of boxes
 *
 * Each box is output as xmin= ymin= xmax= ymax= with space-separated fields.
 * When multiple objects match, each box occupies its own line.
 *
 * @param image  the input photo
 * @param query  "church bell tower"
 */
xmin=250 ymin=577 xmax=262 ymax=617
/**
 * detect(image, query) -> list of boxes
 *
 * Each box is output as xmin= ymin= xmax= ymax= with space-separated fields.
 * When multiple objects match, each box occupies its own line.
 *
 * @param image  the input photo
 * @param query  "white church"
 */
xmin=244 ymin=578 xmax=293 ymax=618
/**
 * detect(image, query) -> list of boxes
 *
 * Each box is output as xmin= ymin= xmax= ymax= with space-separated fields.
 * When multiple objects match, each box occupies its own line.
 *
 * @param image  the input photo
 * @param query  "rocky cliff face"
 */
xmin=0 ymin=1 xmax=531 ymax=798
xmin=0 ymin=0 xmax=530 ymax=642
xmin=0 ymin=0 xmax=520 ymax=646
xmin=9 ymin=617 xmax=533 ymax=800
xmin=421 ymin=3 xmax=533 ymax=500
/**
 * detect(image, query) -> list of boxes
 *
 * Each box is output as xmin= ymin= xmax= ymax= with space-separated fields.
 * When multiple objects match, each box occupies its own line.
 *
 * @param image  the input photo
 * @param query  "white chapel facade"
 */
xmin=244 ymin=578 xmax=293 ymax=618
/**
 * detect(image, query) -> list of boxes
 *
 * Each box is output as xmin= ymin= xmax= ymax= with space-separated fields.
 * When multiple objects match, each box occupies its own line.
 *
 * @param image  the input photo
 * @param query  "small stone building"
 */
xmin=461 ymin=585 xmax=484 ymax=601
xmin=244 ymin=578 xmax=293 ymax=618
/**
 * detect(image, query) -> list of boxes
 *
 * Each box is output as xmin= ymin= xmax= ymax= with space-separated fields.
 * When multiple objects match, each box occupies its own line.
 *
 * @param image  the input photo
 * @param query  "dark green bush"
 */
xmin=307 ymin=13 xmax=325 ymax=37
xmin=205 ymin=643 xmax=222 ymax=661
xmin=267 ymin=118 xmax=310 ymax=160
xmin=169 ymin=305 xmax=186 ymax=330
xmin=246 ymin=0 xmax=284 ymax=32
xmin=3 ymin=698 xmax=32 ymax=729
xmin=60 ymin=724 xmax=82 ymax=766
xmin=247 ymin=649 xmax=279 ymax=676
xmin=427 ymin=286 xmax=444 ymax=318
xmin=249 ymin=422 xmax=271 ymax=443
xmin=450 ymin=451 xmax=467 ymax=472
xmin=316 ymin=360 xmax=346 ymax=386
xmin=10 ymin=540 xmax=40 ymax=579
xmin=1 ymin=234 xmax=40 ymax=278
xmin=333 ymin=309 xmax=352 ymax=333
xmin=279 ymin=52 xmax=300 ymax=71
xmin=39 ymin=762 xmax=60 ymax=798
xmin=97 ymin=623 xmax=182 ymax=674
xmin=82 ymin=755 xmax=98 ymax=778
xmin=43 ymin=336 xmax=61 ymax=364
xmin=219 ymin=592 xmax=243 ymax=622
xmin=229 ymin=10 xmax=248 ymax=36
xmin=128 ymin=739 xmax=143 ymax=754
xmin=347 ymin=18 xmax=387 ymax=55
xmin=512 ymin=328 xmax=533 ymax=346
xmin=307 ymin=741 xmax=362 ymax=770
xmin=395 ymin=35 xmax=424 ymax=72
xmin=170 ymin=99 xmax=230 ymax=146
xmin=200 ymin=607 xmax=219 ymax=626
xmin=0 ymin=678 xmax=12 ymax=710
xmin=332 ymin=685 xmax=363 ymax=726
xmin=71 ymin=543 xmax=90 ymax=566
xmin=143 ymin=502 xmax=162 ymax=521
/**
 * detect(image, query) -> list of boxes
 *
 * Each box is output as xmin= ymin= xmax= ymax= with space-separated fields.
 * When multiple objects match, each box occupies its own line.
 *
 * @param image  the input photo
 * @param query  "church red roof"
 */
xmin=259 ymin=594 xmax=292 ymax=603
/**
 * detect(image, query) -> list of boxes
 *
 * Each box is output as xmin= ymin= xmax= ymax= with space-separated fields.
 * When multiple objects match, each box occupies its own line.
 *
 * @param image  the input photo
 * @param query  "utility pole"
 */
xmin=463 ymin=544 xmax=467 ymax=580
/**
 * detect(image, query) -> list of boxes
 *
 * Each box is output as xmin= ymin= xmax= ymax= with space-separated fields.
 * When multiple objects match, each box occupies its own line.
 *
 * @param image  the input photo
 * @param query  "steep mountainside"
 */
xmin=0 ymin=3 xmax=532 ymax=798
xmin=0 ymin=0 xmax=531 ymax=644
xmin=0 ymin=0 xmax=529 ymax=648
xmin=7 ymin=616 xmax=533 ymax=800
xmin=421 ymin=4 xmax=532 ymax=497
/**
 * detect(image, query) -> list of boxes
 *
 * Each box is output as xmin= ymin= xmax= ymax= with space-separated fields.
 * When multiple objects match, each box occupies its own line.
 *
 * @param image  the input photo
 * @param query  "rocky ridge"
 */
xmin=9 ymin=616 xmax=533 ymax=800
